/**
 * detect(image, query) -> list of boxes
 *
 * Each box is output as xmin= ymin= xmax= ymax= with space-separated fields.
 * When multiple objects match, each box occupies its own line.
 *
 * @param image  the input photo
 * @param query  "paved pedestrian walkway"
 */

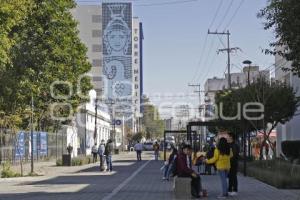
xmin=0 ymin=152 xmax=299 ymax=200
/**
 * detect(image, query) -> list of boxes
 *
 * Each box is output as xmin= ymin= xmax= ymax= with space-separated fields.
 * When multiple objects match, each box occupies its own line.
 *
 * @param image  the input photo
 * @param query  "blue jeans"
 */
xmin=106 ymin=155 xmax=112 ymax=171
xmin=219 ymin=170 xmax=229 ymax=196
xmin=154 ymin=151 xmax=159 ymax=160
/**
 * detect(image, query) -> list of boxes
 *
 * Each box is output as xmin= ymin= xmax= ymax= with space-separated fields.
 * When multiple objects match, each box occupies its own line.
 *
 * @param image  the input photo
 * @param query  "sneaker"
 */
xmin=162 ymin=177 xmax=166 ymax=180
xmin=217 ymin=195 xmax=227 ymax=199
xmin=230 ymin=192 xmax=238 ymax=196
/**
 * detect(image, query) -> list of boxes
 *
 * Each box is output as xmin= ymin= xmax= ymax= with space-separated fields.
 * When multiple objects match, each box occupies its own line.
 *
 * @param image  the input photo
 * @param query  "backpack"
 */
xmin=92 ymin=145 xmax=98 ymax=153
xmin=98 ymin=144 xmax=105 ymax=155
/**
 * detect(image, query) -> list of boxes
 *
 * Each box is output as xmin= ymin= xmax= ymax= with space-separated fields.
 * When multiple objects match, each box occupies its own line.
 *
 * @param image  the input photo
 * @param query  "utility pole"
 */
xmin=188 ymin=83 xmax=201 ymax=118
xmin=188 ymin=83 xmax=201 ymax=106
xmin=208 ymin=30 xmax=240 ymax=89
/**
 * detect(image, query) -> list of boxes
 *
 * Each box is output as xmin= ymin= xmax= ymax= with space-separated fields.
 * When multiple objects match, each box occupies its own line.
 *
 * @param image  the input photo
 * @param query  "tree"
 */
xmin=141 ymin=97 xmax=164 ymax=139
xmin=0 ymin=0 xmax=92 ymax=131
xmin=258 ymin=0 xmax=300 ymax=75
xmin=0 ymin=0 xmax=32 ymax=69
xmin=214 ymin=78 xmax=299 ymax=159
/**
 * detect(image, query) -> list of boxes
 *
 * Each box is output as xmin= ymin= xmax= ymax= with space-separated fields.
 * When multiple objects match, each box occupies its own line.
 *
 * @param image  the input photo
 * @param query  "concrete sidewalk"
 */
xmin=0 ymin=152 xmax=299 ymax=200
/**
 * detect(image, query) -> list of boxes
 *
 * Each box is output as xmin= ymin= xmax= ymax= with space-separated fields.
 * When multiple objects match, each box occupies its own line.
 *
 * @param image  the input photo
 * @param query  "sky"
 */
xmin=76 ymin=0 xmax=275 ymax=119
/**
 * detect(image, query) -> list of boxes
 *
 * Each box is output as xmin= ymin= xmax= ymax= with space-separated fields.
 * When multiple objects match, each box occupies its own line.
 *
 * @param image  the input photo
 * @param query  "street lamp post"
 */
xmin=243 ymin=60 xmax=252 ymax=86
xmin=94 ymin=98 xmax=98 ymax=144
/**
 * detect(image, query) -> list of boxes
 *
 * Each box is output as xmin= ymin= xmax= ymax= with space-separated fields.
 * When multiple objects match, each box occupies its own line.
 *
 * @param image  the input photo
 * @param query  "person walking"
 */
xmin=104 ymin=139 xmax=113 ymax=172
xmin=176 ymin=144 xmax=203 ymax=198
xmin=98 ymin=140 xmax=106 ymax=171
xmin=134 ymin=141 xmax=143 ymax=161
xmin=153 ymin=141 xmax=160 ymax=161
xmin=205 ymin=137 xmax=232 ymax=199
xmin=227 ymin=133 xmax=239 ymax=196
xmin=92 ymin=143 xmax=98 ymax=163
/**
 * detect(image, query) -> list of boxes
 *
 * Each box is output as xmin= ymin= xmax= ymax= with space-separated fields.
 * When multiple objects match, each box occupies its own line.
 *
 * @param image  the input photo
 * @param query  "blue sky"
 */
xmin=77 ymin=0 xmax=274 ymax=117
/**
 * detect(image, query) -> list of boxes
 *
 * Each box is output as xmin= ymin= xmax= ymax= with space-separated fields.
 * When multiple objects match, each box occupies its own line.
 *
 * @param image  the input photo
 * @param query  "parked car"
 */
xmin=143 ymin=142 xmax=154 ymax=151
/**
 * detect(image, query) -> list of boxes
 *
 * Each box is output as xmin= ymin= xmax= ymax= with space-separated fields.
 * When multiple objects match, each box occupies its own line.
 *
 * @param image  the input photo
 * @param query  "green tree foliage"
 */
xmin=214 ymin=78 xmax=299 ymax=159
xmin=141 ymin=98 xmax=165 ymax=139
xmin=258 ymin=0 xmax=300 ymax=75
xmin=0 ymin=0 xmax=32 ymax=68
xmin=0 ymin=0 xmax=92 ymax=131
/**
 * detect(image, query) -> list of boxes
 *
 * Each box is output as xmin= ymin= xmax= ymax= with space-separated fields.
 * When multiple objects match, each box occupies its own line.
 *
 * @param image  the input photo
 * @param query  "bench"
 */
xmin=173 ymin=176 xmax=191 ymax=199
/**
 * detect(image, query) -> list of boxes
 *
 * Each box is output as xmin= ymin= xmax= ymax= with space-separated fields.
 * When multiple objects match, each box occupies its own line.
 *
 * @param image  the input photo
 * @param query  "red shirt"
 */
xmin=176 ymin=152 xmax=194 ymax=177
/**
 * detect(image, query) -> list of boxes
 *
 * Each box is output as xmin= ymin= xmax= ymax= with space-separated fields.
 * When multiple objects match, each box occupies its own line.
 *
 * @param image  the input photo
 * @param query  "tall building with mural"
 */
xmin=72 ymin=2 xmax=143 ymax=144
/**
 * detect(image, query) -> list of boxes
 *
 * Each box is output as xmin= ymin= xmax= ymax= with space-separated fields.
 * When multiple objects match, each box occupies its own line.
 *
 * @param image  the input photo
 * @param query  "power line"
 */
xmin=223 ymin=0 xmax=245 ymax=30
xmin=196 ymin=37 xmax=217 ymax=82
xmin=190 ymin=0 xmax=223 ymax=83
xmin=208 ymin=0 xmax=224 ymax=29
xmin=215 ymin=0 xmax=234 ymax=30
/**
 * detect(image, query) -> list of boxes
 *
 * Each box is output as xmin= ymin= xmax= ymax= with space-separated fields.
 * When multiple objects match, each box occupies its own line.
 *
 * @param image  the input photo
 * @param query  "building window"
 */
xmin=92 ymin=30 xmax=102 ymax=38
xmin=134 ymin=52 xmax=138 ymax=56
xmin=134 ymin=29 xmax=138 ymax=34
xmin=92 ymin=59 xmax=102 ymax=67
xmin=134 ymin=44 xmax=138 ymax=49
xmin=134 ymin=59 xmax=138 ymax=64
xmin=135 ymin=84 xmax=138 ymax=89
xmin=134 ymin=36 xmax=139 ymax=41
xmin=134 ymin=69 xmax=138 ymax=74
xmin=92 ymin=76 xmax=102 ymax=81
xmin=92 ymin=15 xmax=101 ymax=23
xmin=135 ymin=76 xmax=138 ymax=81
xmin=92 ymin=44 xmax=102 ymax=52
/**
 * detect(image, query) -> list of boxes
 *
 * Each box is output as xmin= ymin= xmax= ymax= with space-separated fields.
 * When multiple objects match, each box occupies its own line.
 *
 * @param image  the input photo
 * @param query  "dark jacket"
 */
xmin=168 ymin=152 xmax=177 ymax=164
xmin=229 ymin=142 xmax=239 ymax=168
xmin=104 ymin=142 xmax=113 ymax=156
xmin=176 ymin=152 xmax=194 ymax=177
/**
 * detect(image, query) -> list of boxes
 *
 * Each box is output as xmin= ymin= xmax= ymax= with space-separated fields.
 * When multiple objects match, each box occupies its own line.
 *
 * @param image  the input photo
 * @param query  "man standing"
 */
xmin=134 ymin=141 xmax=143 ymax=161
xmin=104 ymin=139 xmax=113 ymax=172
xmin=153 ymin=141 xmax=160 ymax=161
xmin=176 ymin=144 xmax=202 ymax=198
xmin=98 ymin=140 xmax=105 ymax=171
xmin=92 ymin=143 xmax=98 ymax=163
xmin=228 ymin=133 xmax=240 ymax=196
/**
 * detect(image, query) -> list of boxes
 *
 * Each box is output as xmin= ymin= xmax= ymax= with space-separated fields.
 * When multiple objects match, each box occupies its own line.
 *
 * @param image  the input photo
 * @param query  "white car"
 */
xmin=143 ymin=142 xmax=154 ymax=151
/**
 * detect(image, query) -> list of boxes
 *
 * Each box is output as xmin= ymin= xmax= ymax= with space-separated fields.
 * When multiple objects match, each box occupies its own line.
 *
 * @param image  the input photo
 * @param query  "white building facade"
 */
xmin=71 ymin=5 xmax=104 ymax=96
xmin=75 ymin=90 xmax=111 ymax=155
xmin=203 ymin=66 xmax=270 ymax=120
xmin=275 ymin=51 xmax=300 ymax=157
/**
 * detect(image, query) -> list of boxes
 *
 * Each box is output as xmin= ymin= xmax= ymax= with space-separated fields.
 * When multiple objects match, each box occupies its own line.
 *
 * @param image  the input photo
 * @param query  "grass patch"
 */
xmin=1 ymin=162 xmax=21 ymax=178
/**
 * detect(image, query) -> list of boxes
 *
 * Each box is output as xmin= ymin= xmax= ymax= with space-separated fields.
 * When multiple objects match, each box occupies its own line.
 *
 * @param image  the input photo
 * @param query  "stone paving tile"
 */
xmin=0 ymin=152 xmax=299 ymax=200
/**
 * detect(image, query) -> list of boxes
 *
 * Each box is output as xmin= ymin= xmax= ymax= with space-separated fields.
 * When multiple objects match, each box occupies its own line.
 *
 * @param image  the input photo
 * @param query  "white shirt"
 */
xmin=134 ymin=143 xmax=143 ymax=151
xmin=186 ymin=155 xmax=191 ymax=169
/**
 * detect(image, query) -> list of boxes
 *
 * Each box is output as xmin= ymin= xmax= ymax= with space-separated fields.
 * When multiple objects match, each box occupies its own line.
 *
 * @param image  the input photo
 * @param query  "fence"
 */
xmin=0 ymin=131 xmax=83 ymax=165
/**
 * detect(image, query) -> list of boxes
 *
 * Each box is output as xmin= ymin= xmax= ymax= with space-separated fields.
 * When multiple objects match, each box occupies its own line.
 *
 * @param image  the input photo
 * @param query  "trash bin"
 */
xmin=114 ymin=149 xmax=119 ymax=154
xmin=62 ymin=154 xmax=71 ymax=166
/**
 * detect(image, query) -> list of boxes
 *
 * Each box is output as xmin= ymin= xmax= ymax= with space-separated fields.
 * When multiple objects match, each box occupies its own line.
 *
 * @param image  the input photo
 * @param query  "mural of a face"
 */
xmin=107 ymin=30 xmax=128 ymax=52
xmin=103 ymin=4 xmax=131 ymax=55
